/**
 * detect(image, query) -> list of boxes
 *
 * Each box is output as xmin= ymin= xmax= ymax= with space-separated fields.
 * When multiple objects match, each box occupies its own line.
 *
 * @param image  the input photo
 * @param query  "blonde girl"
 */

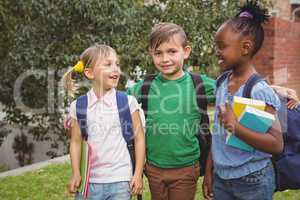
xmin=63 ymin=44 xmax=145 ymax=200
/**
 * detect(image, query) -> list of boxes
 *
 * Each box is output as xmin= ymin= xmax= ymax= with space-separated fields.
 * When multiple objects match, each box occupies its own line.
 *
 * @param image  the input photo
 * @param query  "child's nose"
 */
xmin=111 ymin=64 xmax=120 ymax=73
xmin=162 ymin=53 xmax=170 ymax=62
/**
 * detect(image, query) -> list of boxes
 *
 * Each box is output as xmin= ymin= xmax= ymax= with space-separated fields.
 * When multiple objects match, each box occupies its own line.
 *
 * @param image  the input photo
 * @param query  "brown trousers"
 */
xmin=145 ymin=162 xmax=200 ymax=200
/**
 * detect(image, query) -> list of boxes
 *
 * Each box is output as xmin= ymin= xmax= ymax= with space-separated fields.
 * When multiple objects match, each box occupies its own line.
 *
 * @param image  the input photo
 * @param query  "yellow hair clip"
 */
xmin=73 ymin=60 xmax=85 ymax=74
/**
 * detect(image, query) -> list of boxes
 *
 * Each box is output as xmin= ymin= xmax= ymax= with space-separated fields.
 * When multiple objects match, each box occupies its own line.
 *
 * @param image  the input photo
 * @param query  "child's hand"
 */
xmin=272 ymin=86 xmax=299 ymax=109
xmin=286 ymin=88 xmax=299 ymax=109
xmin=129 ymin=174 xmax=143 ymax=196
xmin=218 ymin=103 xmax=237 ymax=133
xmin=202 ymin=169 xmax=214 ymax=200
xmin=287 ymin=99 xmax=299 ymax=109
xmin=287 ymin=88 xmax=299 ymax=101
xmin=68 ymin=174 xmax=81 ymax=193
xmin=64 ymin=117 xmax=72 ymax=137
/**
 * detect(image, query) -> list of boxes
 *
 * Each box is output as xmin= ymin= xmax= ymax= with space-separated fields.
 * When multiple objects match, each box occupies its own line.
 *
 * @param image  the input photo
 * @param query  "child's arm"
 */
xmin=68 ymin=119 xmax=82 ymax=193
xmin=271 ymin=85 xmax=299 ymax=109
xmin=130 ymin=110 xmax=145 ymax=196
xmin=219 ymin=103 xmax=283 ymax=154
xmin=202 ymin=150 xmax=214 ymax=200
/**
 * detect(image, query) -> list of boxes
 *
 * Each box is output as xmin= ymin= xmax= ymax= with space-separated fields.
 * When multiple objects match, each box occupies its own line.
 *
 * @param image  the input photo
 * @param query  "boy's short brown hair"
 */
xmin=149 ymin=22 xmax=188 ymax=50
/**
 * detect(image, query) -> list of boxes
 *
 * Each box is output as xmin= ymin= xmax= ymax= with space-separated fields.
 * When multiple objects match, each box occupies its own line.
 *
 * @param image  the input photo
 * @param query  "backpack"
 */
xmin=76 ymin=91 xmax=142 ymax=200
xmin=216 ymin=70 xmax=300 ymax=192
xmin=140 ymin=73 xmax=212 ymax=176
xmin=275 ymin=98 xmax=300 ymax=191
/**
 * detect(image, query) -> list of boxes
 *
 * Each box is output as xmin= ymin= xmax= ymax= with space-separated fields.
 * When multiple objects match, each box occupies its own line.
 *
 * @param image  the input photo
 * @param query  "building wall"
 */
xmin=254 ymin=18 xmax=300 ymax=95
xmin=269 ymin=0 xmax=292 ymax=20
xmin=0 ymin=124 xmax=66 ymax=170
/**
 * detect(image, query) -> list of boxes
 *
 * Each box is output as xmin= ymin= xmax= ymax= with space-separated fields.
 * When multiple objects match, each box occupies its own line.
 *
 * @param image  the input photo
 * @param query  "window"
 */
xmin=292 ymin=6 xmax=300 ymax=22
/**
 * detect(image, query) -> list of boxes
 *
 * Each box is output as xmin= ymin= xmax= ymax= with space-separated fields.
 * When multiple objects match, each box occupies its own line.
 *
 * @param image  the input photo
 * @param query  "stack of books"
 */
xmin=226 ymin=96 xmax=275 ymax=152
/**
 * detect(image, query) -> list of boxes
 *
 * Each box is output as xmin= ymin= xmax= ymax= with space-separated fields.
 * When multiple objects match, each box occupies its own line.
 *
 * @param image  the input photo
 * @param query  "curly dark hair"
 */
xmin=227 ymin=0 xmax=270 ymax=56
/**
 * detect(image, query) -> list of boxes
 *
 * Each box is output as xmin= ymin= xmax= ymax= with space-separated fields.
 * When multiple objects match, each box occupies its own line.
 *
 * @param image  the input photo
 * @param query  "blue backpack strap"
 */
xmin=216 ymin=70 xmax=232 ymax=89
xmin=76 ymin=95 xmax=88 ymax=140
xmin=216 ymin=72 xmax=265 ymax=98
xmin=242 ymin=73 xmax=265 ymax=98
xmin=116 ymin=91 xmax=134 ymax=144
xmin=116 ymin=91 xmax=136 ymax=175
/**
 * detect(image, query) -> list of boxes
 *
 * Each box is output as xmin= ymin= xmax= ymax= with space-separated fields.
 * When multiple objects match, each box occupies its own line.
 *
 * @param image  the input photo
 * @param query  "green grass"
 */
xmin=0 ymin=163 xmax=299 ymax=200
xmin=0 ymin=164 xmax=73 ymax=200
xmin=0 ymin=164 xmax=9 ymax=173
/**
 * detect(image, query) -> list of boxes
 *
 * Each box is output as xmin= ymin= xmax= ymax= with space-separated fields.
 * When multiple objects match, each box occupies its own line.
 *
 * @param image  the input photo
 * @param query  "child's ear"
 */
xmin=242 ymin=40 xmax=253 ymax=56
xmin=84 ymin=68 xmax=94 ymax=80
xmin=184 ymin=45 xmax=192 ymax=59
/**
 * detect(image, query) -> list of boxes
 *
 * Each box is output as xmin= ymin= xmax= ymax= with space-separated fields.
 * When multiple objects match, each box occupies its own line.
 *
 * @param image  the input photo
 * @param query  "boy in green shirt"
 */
xmin=127 ymin=22 xmax=215 ymax=200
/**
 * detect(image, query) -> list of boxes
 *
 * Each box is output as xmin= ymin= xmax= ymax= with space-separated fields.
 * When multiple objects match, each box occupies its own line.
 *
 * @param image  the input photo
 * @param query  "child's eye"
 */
xmin=169 ymin=50 xmax=177 ymax=54
xmin=215 ymin=43 xmax=226 ymax=50
xmin=104 ymin=62 xmax=111 ymax=67
xmin=154 ymin=52 xmax=161 ymax=56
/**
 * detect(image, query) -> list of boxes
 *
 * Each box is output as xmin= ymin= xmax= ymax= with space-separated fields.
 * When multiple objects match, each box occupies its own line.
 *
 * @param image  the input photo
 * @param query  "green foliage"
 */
xmin=0 ymin=0 xmax=242 ymax=105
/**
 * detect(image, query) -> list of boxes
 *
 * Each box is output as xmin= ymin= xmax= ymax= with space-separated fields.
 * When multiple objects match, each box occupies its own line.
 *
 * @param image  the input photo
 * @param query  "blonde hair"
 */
xmin=149 ymin=22 xmax=188 ymax=50
xmin=63 ymin=44 xmax=117 ymax=96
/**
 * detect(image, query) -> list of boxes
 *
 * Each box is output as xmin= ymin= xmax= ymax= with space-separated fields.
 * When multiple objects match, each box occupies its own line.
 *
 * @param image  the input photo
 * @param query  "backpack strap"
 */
xmin=140 ymin=72 xmax=212 ymax=134
xmin=216 ymin=70 xmax=232 ymax=89
xmin=242 ymin=73 xmax=265 ymax=98
xmin=189 ymin=73 xmax=211 ymax=136
xmin=140 ymin=74 xmax=157 ymax=118
xmin=76 ymin=95 xmax=88 ymax=140
xmin=116 ymin=91 xmax=137 ymax=175
xmin=117 ymin=91 xmax=144 ymax=200
xmin=116 ymin=91 xmax=134 ymax=143
xmin=189 ymin=73 xmax=212 ymax=176
xmin=216 ymin=71 xmax=265 ymax=98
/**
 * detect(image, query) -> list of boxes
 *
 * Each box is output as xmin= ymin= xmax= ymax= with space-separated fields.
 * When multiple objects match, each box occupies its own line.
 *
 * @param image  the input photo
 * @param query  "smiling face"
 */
xmin=150 ymin=34 xmax=191 ymax=80
xmin=85 ymin=52 xmax=121 ymax=91
xmin=214 ymin=23 xmax=247 ymax=72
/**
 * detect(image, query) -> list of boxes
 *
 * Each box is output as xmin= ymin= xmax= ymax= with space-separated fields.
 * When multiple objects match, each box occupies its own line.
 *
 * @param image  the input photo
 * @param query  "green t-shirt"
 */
xmin=127 ymin=72 xmax=215 ymax=168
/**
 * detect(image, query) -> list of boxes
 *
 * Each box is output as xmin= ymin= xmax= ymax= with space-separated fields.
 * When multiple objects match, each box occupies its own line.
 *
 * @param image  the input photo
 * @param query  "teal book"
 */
xmin=78 ymin=140 xmax=92 ymax=199
xmin=226 ymin=105 xmax=275 ymax=152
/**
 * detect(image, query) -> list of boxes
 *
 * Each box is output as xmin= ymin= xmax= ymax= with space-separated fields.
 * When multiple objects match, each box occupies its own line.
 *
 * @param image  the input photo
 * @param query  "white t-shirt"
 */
xmin=69 ymin=88 xmax=144 ymax=183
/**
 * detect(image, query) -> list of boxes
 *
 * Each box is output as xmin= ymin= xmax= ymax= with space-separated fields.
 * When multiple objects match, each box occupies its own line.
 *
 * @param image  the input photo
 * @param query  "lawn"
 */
xmin=0 ymin=163 xmax=299 ymax=200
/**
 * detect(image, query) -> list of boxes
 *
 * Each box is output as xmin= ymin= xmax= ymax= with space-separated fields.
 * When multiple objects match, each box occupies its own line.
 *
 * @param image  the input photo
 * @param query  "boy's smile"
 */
xmin=150 ymin=34 xmax=191 ymax=80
